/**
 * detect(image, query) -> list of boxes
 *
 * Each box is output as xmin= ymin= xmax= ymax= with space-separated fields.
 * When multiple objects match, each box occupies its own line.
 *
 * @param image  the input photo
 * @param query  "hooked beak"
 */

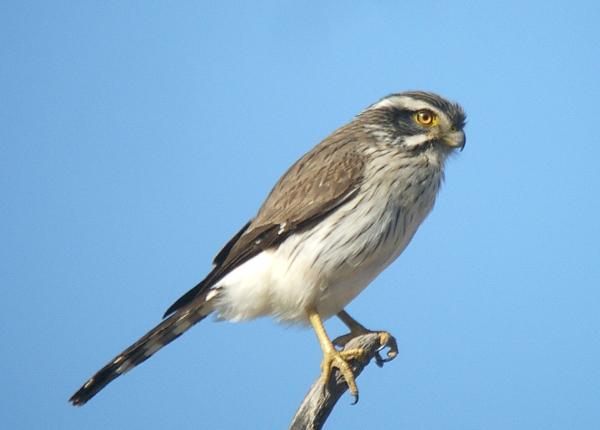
xmin=442 ymin=130 xmax=466 ymax=151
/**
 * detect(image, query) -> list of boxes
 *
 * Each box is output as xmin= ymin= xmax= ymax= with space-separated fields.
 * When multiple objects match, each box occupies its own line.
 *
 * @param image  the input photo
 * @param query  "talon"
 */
xmin=320 ymin=348 xmax=366 ymax=400
xmin=378 ymin=332 xmax=398 ymax=362
xmin=308 ymin=309 xmax=376 ymax=402
xmin=336 ymin=311 xmax=399 ymax=366
xmin=377 ymin=331 xmax=391 ymax=346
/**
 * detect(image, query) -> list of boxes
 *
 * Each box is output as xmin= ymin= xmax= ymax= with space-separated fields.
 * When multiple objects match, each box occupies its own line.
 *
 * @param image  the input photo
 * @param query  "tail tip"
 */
xmin=69 ymin=378 xmax=96 ymax=406
xmin=69 ymin=393 xmax=88 ymax=406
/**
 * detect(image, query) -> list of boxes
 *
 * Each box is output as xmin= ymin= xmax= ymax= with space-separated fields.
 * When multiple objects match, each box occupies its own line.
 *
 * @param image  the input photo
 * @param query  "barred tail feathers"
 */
xmin=69 ymin=302 xmax=211 ymax=406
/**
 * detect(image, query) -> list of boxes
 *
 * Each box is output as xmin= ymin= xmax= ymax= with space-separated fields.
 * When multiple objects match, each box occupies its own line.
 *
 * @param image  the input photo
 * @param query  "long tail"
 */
xmin=69 ymin=299 xmax=212 ymax=406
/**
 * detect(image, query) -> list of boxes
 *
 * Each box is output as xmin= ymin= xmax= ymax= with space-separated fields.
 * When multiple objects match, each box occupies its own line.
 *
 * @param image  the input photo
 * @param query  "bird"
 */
xmin=69 ymin=91 xmax=466 ymax=406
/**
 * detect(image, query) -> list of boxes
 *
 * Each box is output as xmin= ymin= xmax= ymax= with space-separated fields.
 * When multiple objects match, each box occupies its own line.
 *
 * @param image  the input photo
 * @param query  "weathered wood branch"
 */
xmin=289 ymin=333 xmax=397 ymax=430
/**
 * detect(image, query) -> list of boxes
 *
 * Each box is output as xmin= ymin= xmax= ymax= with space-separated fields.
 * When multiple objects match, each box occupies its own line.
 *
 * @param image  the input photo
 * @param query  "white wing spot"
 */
xmin=206 ymin=289 xmax=220 ymax=302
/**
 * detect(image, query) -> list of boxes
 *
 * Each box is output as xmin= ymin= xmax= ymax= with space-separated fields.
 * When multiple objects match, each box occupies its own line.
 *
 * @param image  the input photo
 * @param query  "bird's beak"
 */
xmin=442 ymin=130 xmax=466 ymax=151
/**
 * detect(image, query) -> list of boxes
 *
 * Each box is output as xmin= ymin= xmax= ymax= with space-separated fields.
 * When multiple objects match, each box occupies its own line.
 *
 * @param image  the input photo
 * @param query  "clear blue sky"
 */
xmin=2 ymin=1 xmax=599 ymax=429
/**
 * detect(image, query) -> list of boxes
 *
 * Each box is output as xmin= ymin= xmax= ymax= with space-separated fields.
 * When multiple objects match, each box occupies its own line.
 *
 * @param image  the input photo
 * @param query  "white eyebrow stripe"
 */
xmin=369 ymin=95 xmax=441 ymax=115
xmin=368 ymin=95 xmax=452 ymax=128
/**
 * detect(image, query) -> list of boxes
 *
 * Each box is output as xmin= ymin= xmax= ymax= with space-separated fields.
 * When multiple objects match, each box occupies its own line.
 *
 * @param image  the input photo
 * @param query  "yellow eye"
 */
xmin=414 ymin=110 xmax=438 ymax=127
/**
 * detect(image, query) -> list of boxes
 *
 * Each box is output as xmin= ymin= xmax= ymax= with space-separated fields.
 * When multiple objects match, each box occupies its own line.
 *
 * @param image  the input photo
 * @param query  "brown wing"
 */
xmin=163 ymin=133 xmax=365 ymax=317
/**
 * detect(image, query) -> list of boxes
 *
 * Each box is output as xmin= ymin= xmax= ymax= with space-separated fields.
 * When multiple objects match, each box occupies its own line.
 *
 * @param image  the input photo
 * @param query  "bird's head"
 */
xmin=361 ymin=91 xmax=466 ymax=153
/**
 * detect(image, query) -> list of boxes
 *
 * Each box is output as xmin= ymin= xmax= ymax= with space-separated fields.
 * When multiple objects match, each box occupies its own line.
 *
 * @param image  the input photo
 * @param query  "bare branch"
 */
xmin=289 ymin=333 xmax=396 ymax=430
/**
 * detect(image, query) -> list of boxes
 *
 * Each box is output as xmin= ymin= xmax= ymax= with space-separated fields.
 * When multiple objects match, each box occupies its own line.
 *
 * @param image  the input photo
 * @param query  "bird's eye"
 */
xmin=414 ymin=110 xmax=438 ymax=127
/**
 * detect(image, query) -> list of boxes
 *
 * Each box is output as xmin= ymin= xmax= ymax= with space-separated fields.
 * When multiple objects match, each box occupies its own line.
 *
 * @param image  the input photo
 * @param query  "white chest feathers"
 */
xmin=212 ymin=149 xmax=444 ymax=324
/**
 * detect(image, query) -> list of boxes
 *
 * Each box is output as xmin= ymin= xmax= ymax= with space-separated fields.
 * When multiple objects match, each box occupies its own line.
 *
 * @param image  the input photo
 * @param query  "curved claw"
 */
xmin=376 ymin=331 xmax=399 ymax=363
xmin=334 ymin=330 xmax=399 ymax=368
xmin=321 ymin=348 xmax=366 ymax=401
xmin=374 ymin=350 xmax=397 ymax=367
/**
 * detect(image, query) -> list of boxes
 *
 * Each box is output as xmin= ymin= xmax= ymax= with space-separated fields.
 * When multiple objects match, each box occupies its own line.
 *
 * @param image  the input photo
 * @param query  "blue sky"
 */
xmin=2 ymin=1 xmax=599 ymax=429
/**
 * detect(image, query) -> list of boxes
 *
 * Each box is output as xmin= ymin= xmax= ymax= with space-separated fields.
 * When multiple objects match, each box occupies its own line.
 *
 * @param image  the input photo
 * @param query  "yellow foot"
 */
xmin=321 ymin=347 xmax=366 ymax=403
xmin=333 ymin=330 xmax=398 ymax=367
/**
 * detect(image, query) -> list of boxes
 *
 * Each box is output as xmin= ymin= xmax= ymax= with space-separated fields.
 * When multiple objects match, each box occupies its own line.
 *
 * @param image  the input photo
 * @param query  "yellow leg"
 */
xmin=307 ymin=307 xmax=366 ymax=401
xmin=337 ymin=310 xmax=369 ymax=333
xmin=336 ymin=310 xmax=398 ymax=364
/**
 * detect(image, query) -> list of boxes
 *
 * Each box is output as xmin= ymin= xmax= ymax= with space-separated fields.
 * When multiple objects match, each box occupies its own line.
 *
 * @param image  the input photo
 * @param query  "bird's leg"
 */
xmin=307 ymin=307 xmax=366 ymax=403
xmin=334 ymin=310 xmax=398 ymax=367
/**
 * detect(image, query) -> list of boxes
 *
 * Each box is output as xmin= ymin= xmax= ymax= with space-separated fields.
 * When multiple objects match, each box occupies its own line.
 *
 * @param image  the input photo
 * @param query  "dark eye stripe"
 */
xmin=376 ymin=91 xmax=466 ymax=130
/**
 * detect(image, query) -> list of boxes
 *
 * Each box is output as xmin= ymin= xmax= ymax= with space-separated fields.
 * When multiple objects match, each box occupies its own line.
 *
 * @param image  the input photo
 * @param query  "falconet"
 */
xmin=70 ymin=91 xmax=466 ymax=405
